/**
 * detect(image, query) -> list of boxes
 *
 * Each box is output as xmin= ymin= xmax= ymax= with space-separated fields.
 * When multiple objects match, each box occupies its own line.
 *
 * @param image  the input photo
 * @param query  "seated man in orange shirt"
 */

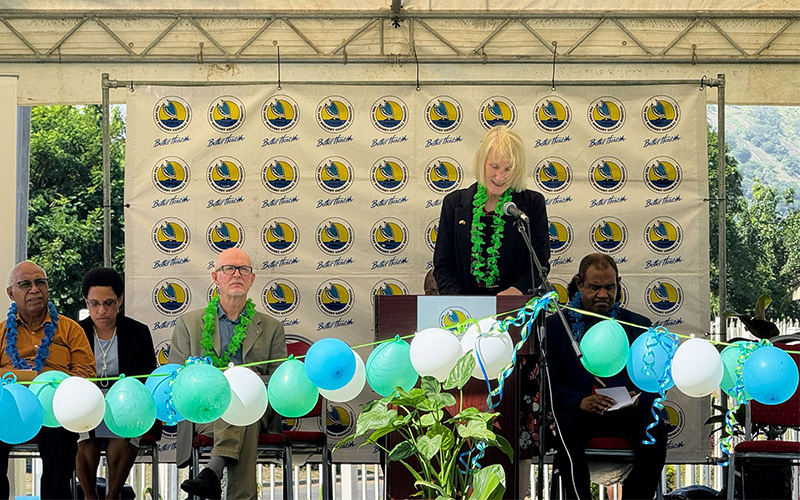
xmin=0 ymin=260 xmax=96 ymax=499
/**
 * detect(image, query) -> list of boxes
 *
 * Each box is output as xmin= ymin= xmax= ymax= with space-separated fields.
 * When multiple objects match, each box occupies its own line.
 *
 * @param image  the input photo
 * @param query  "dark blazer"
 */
xmin=79 ymin=314 xmax=157 ymax=377
xmin=433 ymin=182 xmax=550 ymax=295
xmin=545 ymin=307 xmax=654 ymax=412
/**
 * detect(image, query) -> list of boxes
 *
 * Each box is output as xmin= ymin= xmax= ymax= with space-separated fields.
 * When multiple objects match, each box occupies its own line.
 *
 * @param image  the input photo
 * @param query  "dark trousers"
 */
xmin=553 ymin=401 xmax=667 ymax=500
xmin=1 ymin=426 xmax=79 ymax=499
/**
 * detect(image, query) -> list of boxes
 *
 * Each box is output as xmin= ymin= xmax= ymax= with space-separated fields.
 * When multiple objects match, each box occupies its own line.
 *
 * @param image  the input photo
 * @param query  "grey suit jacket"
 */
xmin=170 ymin=305 xmax=288 ymax=467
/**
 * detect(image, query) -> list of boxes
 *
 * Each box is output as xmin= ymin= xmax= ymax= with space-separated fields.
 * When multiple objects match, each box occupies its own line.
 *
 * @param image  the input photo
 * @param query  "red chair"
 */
xmin=726 ymin=335 xmax=800 ymax=500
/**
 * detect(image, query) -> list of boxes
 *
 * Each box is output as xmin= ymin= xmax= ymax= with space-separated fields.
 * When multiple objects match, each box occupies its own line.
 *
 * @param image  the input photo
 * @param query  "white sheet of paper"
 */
xmin=595 ymin=386 xmax=640 ymax=411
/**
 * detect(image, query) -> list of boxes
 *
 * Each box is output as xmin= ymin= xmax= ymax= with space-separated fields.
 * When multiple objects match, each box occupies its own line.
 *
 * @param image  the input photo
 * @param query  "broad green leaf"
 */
xmin=418 ymin=392 xmax=457 ymax=412
xmin=416 ymin=434 xmax=443 ymax=460
xmin=469 ymin=464 xmax=506 ymax=500
xmin=414 ymin=480 xmax=446 ymax=496
xmin=457 ymin=419 xmax=495 ymax=441
xmin=365 ymin=424 xmax=398 ymax=444
xmin=421 ymin=376 xmax=441 ymax=394
xmin=420 ymin=410 xmax=444 ymax=427
xmin=392 ymin=389 xmax=428 ymax=408
xmin=490 ymin=434 xmax=514 ymax=462
xmin=388 ymin=440 xmax=415 ymax=461
xmin=354 ymin=406 xmax=397 ymax=437
xmin=428 ymin=421 xmax=455 ymax=452
xmin=444 ymin=352 xmax=476 ymax=390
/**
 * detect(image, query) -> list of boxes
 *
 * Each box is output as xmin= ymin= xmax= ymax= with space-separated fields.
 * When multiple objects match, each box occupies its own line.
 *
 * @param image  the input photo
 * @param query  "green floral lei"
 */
xmin=201 ymin=295 xmax=256 ymax=368
xmin=470 ymin=184 xmax=513 ymax=288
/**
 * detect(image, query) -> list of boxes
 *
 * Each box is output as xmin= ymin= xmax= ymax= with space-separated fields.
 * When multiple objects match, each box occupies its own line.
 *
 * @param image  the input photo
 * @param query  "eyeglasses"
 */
xmin=13 ymin=278 xmax=49 ymax=291
xmin=216 ymin=265 xmax=254 ymax=276
xmin=86 ymin=298 xmax=118 ymax=309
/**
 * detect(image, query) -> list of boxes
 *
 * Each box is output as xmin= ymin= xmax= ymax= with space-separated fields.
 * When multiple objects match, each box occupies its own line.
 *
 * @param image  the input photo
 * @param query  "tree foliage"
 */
xmin=27 ymin=105 xmax=125 ymax=319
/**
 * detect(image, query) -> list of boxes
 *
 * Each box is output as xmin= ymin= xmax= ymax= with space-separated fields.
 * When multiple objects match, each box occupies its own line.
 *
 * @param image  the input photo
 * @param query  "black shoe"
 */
xmin=180 ymin=468 xmax=222 ymax=499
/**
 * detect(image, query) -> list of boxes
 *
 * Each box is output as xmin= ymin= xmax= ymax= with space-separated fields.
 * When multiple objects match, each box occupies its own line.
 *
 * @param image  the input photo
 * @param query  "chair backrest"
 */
xmin=749 ymin=339 xmax=800 ymax=428
xmin=284 ymin=333 xmax=323 ymax=419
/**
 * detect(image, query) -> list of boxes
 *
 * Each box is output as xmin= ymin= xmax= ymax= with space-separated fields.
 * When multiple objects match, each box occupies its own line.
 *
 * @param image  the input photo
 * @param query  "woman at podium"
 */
xmin=433 ymin=125 xmax=550 ymax=296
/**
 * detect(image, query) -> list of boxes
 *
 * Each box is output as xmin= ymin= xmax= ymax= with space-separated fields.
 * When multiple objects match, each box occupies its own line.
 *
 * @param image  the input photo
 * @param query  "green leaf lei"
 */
xmin=470 ymin=184 xmax=513 ymax=288
xmin=201 ymin=295 xmax=256 ymax=368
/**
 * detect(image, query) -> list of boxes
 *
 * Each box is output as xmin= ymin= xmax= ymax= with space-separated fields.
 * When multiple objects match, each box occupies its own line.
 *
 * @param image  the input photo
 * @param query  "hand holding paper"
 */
xmin=595 ymin=386 xmax=641 ymax=411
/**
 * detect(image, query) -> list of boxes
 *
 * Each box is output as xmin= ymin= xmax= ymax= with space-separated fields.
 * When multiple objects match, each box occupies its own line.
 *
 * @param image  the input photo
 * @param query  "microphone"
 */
xmin=502 ymin=201 xmax=529 ymax=222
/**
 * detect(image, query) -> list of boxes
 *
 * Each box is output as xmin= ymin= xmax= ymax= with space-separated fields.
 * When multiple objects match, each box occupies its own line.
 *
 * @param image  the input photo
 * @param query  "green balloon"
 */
xmin=720 ymin=342 xmax=753 ymax=400
xmin=580 ymin=320 xmax=630 ymax=378
xmin=366 ymin=339 xmax=418 ymax=397
xmin=172 ymin=363 xmax=231 ymax=424
xmin=267 ymin=358 xmax=319 ymax=418
xmin=104 ymin=377 xmax=157 ymax=438
xmin=30 ymin=370 xmax=69 ymax=428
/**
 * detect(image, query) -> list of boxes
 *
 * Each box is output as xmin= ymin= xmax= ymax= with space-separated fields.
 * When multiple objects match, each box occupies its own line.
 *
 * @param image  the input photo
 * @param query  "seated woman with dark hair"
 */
xmin=76 ymin=267 xmax=157 ymax=500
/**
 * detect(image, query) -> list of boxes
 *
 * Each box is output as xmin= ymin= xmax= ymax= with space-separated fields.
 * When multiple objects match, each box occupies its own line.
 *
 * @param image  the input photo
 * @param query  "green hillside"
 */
xmin=707 ymin=105 xmax=800 ymax=214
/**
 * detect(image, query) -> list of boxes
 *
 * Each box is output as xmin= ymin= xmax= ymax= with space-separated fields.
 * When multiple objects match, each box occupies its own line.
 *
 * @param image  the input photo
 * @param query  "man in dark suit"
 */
xmin=171 ymin=248 xmax=287 ymax=500
xmin=546 ymin=253 xmax=667 ymax=500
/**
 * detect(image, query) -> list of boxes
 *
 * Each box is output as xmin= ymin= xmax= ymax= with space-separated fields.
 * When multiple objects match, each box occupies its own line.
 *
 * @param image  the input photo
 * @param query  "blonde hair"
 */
xmin=472 ymin=126 xmax=528 ymax=192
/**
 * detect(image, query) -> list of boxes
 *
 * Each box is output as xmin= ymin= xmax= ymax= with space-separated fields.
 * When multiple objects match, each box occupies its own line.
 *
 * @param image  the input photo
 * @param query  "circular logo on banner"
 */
xmin=662 ymin=399 xmax=687 ymax=440
xmin=370 ymin=279 xmax=409 ymax=306
xmin=643 ymin=156 xmax=683 ymax=193
xmin=316 ymin=218 xmax=354 ymax=255
xmin=478 ymin=96 xmax=517 ymax=130
xmin=371 ymin=96 xmax=409 ymax=133
xmin=370 ymin=218 xmax=409 ymax=255
xmin=645 ymin=278 xmax=684 ymax=316
xmin=316 ymin=157 xmax=354 ymax=194
xmin=153 ymin=96 xmax=192 ymax=134
xmin=370 ymin=157 xmax=409 ymax=194
xmin=440 ymin=306 xmax=470 ymax=330
xmin=261 ymin=156 xmax=299 ymax=194
xmin=152 ymin=157 xmax=191 ymax=194
xmin=154 ymin=339 xmax=171 ymax=366
xmin=206 ymin=218 xmax=245 ymax=253
xmin=262 ymin=95 xmax=299 ymax=133
xmin=587 ymin=97 xmax=626 ymax=133
xmin=316 ymin=280 xmax=355 ymax=316
xmin=207 ymin=157 xmax=245 ymax=194
xmin=642 ymin=96 xmax=680 ymax=133
xmin=533 ymin=96 xmax=571 ymax=134
xmin=152 ymin=278 xmax=191 ymax=316
xmin=590 ymin=217 xmax=628 ymax=254
xmin=618 ymin=281 xmax=630 ymax=308
xmin=425 ymin=219 xmax=439 ymax=252
xmin=425 ymin=96 xmax=463 ymax=133
xmin=547 ymin=217 xmax=574 ymax=255
xmin=208 ymin=95 xmax=245 ymax=133
xmin=206 ymin=284 xmax=220 ymax=303
xmin=316 ymin=96 xmax=354 ymax=133
xmin=549 ymin=278 xmax=570 ymax=306
xmin=644 ymin=217 xmax=683 ymax=254
xmin=152 ymin=218 xmax=191 ymax=254
xmin=588 ymin=156 xmax=628 ymax=194
xmin=262 ymin=279 xmax=300 ymax=316
xmin=261 ymin=218 xmax=299 ymax=255
xmin=425 ymin=157 xmax=463 ymax=195
xmin=533 ymin=157 xmax=573 ymax=194
xmin=326 ymin=404 xmax=357 ymax=439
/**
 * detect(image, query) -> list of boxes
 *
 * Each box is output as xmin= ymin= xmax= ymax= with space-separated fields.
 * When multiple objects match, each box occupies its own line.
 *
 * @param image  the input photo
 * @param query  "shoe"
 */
xmin=180 ymin=468 xmax=222 ymax=499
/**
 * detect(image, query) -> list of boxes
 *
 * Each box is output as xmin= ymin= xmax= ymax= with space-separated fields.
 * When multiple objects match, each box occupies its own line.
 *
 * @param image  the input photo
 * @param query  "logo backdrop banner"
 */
xmin=125 ymin=83 xmax=710 ymax=462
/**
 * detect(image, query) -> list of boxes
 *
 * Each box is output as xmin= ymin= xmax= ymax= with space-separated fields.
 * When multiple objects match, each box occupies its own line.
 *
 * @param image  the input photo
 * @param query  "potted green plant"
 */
xmin=337 ymin=352 xmax=513 ymax=500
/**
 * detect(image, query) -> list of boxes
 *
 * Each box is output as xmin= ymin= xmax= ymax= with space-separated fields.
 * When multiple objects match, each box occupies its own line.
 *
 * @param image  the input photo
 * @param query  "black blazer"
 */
xmin=433 ymin=182 xmax=551 ymax=295
xmin=79 ymin=314 xmax=157 ymax=378
xmin=545 ymin=307 xmax=653 ymax=412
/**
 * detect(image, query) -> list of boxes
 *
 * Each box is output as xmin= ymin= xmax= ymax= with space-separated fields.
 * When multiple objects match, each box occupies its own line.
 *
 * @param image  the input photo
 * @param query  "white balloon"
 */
xmin=461 ymin=319 xmax=514 ymax=380
xmin=410 ymin=328 xmax=463 ymax=382
xmin=672 ymin=338 xmax=724 ymax=397
xmin=221 ymin=366 xmax=268 ymax=426
xmin=320 ymin=351 xmax=367 ymax=402
xmin=53 ymin=376 xmax=105 ymax=433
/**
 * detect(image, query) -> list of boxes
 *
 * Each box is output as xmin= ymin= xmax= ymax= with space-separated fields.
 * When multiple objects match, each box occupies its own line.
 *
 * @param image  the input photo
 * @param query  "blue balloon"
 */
xmin=304 ymin=338 xmax=356 ymax=391
xmin=626 ymin=330 xmax=676 ymax=393
xmin=742 ymin=346 xmax=799 ymax=405
xmin=0 ymin=383 xmax=44 ymax=445
xmin=144 ymin=364 xmax=185 ymax=424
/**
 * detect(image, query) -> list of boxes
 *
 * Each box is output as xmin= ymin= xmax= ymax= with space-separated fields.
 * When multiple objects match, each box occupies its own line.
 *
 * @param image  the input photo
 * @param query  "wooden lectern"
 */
xmin=374 ymin=295 xmax=535 ymax=500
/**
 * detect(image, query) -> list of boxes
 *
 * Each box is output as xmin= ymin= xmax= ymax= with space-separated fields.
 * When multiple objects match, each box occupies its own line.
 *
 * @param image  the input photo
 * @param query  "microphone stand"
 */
xmin=512 ymin=217 xmax=581 ymax=500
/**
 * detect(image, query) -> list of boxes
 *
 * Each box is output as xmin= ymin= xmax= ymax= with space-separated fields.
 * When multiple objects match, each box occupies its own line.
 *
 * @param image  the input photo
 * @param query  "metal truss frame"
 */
xmin=0 ymin=10 xmax=798 ymax=64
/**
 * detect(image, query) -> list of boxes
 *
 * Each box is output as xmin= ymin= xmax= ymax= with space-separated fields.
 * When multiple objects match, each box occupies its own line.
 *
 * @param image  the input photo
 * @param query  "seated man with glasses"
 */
xmin=0 ymin=260 xmax=96 ymax=499
xmin=171 ymin=248 xmax=287 ymax=500
xmin=76 ymin=267 xmax=158 ymax=500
